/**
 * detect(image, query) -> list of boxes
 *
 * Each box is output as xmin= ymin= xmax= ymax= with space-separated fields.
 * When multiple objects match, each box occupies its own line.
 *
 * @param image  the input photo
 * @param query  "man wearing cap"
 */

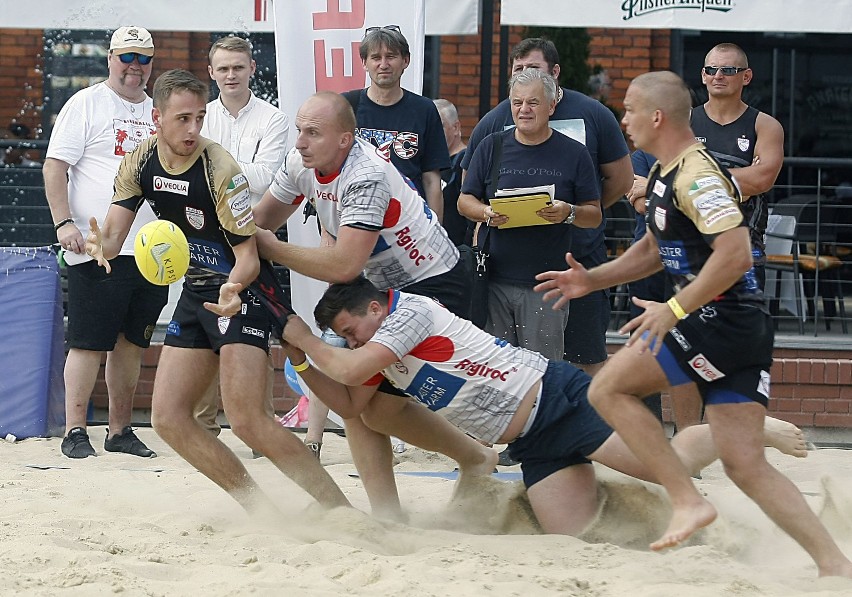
xmin=44 ymin=26 xmax=167 ymax=459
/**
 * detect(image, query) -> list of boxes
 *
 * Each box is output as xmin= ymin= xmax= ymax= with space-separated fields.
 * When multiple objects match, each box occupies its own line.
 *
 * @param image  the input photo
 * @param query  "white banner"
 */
xmin=2 ymin=0 xmax=474 ymax=35
xmin=272 ymin=0 xmax=426 ymax=325
xmin=502 ymin=0 xmax=852 ymax=33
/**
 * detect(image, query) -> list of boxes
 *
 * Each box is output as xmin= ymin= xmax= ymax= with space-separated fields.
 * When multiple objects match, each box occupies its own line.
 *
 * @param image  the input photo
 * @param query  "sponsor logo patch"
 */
xmin=692 ymin=189 xmax=735 ymax=217
xmin=153 ymin=176 xmax=189 ymax=195
xmin=228 ymin=173 xmax=247 ymax=190
xmin=703 ymin=206 xmax=741 ymax=228
xmin=236 ymin=211 xmax=254 ymax=229
xmin=229 ymin=189 xmax=250 ymax=217
xmin=758 ymin=370 xmax=770 ymax=398
xmin=652 ymin=180 xmax=666 ymax=197
xmin=669 ymin=327 xmax=692 ymax=351
xmin=241 ymin=325 xmax=265 ymax=338
xmin=688 ymin=353 xmax=726 ymax=382
xmin=689 ymin=176 xmax=723 ymax=195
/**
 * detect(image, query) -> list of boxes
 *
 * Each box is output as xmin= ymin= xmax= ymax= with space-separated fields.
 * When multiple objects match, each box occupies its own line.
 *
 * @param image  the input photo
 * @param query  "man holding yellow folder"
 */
xmin=458 ymin=69 xmax=601 ymax=360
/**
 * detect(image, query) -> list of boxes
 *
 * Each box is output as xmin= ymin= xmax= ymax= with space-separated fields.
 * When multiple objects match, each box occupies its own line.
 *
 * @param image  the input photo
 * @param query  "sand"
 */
xmin=2 ymin=428 xmax=852 ymax=596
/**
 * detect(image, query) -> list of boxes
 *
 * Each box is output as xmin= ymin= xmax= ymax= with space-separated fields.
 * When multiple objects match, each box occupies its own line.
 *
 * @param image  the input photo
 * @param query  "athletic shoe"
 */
xmin=497 ymin=447 xmax=518 ymax=466
xmin=61 ymin=427 xmax=96 ymax=459
xmin=305 ymin=441 xmax=322 ymax=461
xmin=104 ymin=426 xmax=157 ymax=458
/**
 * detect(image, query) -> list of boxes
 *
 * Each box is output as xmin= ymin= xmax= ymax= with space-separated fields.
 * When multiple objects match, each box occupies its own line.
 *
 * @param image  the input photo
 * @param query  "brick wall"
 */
xmin=0 ymin=29 xmax=44 ymax=134
xmin=93 ymin=343 xmax=852 ymax=432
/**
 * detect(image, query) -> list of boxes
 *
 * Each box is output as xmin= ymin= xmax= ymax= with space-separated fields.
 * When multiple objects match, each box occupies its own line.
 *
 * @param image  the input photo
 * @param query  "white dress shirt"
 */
xmin=201 ymin=92 xmax=290 ymax=205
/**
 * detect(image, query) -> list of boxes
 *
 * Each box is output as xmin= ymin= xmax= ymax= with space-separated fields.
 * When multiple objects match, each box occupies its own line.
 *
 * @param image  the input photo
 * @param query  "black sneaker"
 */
xmin=104 ymin=426 xmax=157 ymax=458
xmin=497 ymin=447 xmax=518 ymax=467
xmin=61 ymin=427 xmax=96 ymax=459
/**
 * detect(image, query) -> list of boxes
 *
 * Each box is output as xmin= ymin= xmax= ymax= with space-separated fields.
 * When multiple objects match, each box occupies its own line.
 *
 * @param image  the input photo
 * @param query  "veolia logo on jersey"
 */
xmin=688 ymin=353 xmax=726 ymax=382
xmin=153 ymin=176 xmax=189 ymax=196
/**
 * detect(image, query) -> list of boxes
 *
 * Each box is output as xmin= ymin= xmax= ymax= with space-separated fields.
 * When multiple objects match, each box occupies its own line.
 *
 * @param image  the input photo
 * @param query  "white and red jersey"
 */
xmin=268 ymin=138 xmax=458 ymax=291
xmin=366 ymin=291 xmax=549 ymax=443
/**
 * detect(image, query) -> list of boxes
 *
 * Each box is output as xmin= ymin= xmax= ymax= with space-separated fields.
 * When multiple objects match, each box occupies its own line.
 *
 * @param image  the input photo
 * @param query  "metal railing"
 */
xmin=604 ymin=157 xmax=852 ymax=338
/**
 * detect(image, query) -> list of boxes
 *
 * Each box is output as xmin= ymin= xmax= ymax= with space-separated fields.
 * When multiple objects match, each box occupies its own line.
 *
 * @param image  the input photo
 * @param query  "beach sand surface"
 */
xmin=2 ymin=428 xmax=852 ymax=596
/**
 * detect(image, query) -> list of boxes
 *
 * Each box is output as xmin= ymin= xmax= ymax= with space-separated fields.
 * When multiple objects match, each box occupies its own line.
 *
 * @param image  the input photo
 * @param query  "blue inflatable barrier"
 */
xmin=0 ymin=247 xmax=65 ymax=438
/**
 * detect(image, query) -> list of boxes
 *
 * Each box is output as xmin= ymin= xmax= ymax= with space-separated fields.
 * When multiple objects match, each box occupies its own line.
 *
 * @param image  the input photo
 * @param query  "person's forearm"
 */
xmin=268 ymin=240 xmax=364 ymax=283
xmin=228 ymin=251 xmax=261 ymax=288
xmin=587 ymin=234 xmax=663 ymax=290
xmin=422 ymin=172 xmax=444 ymax=222
xmin=458 ymin=193 xmax=487 ymax=222
xmin=43 ymin=158 xmax=72 ymax=222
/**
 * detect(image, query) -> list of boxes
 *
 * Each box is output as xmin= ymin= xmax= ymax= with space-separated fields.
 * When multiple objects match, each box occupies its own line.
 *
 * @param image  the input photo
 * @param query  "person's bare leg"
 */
xmin=305 ymin=389 xmax=329 ymax=457
xmin=104 ymin=334 xmax=144 ymax=438
xmin=151 ymin=345 xmax=277 ymax=513
xmin=63 ymin=348 xmax=103 ymax=432
xmin=193 ymin=371 xmax=222 ymax=435
xmin=707 ymin=402 xmax=852 ymax=578
xmin=220 ymin=344 xmax=349 ymax=509
xmin=362 ymin=395 xmax=499 ymax=477
xmin=587 ymin=347 xmax=716 ymax=551
xmin=592 ymin=415 xmax=809 ymax=484
xmin=669 ymin=382 xmax=703 ymax=431
xmin=344 ymin=413 xmax=402 ymax=520
xmin=526 ymin=464 xmax=600 ymax=534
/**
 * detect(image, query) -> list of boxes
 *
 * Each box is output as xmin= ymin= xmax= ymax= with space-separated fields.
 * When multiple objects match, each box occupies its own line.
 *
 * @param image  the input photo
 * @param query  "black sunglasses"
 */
xmin=117 ymin=52 xmax=153 ymax=65
xmin=703 ymin=66 xmax=747 ymax=76
xmin=364 ymin=24 xmax=401 ymax=38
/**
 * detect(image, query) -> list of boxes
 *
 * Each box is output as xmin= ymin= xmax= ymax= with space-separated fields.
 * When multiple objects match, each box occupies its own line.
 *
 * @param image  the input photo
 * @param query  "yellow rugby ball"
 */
xmin=133 ymin=220 xmax=190 ymax=286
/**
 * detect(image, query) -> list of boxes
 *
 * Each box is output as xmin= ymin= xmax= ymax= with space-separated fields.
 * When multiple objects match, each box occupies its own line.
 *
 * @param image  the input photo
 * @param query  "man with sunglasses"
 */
xmin=342 ymin=25 xmax=449 ymax=221
xmin=45 ymin=26 xmax=167 ymax=459
xmin=668 ymin=43 xmax=785 ymax=433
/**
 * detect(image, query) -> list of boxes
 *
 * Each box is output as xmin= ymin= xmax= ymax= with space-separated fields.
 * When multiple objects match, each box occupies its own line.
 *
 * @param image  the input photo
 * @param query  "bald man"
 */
xmin=534 ymin=72 xmax=852 ymax=579
xmin=252 ymin=91 xmax=496 ymax=520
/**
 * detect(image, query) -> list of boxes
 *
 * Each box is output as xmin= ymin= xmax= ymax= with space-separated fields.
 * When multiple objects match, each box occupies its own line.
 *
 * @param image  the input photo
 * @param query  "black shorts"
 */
xmin=66 ymin=257 xmax=168 ymax=350
xmin=165 ymin=285 xmax=271 ymax=353
xmin=562 ymin=289 xmax=610 ymax=365
xmin=656 ymin=302 xmax=773 ymax=407
xmin=507 ymin=361 xmax=613 ymax=488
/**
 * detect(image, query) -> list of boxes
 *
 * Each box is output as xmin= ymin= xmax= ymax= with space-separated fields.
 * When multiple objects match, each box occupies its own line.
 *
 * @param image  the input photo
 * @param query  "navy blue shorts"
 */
xmin=508 ymin=360 xmax=614 ymax=488
xmin=657 ymin=302 xmax=773 ymax=408
xmin=165 ymin=285 xmax=270 ymax=354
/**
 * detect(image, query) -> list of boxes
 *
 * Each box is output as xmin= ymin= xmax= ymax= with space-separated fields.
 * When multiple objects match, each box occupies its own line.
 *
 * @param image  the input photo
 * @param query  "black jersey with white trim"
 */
xmin=646 ymin=143 xmax=767 ymax=310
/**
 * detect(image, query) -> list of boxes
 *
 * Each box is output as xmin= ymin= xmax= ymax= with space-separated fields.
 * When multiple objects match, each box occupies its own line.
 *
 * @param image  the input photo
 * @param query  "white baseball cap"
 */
xmin=109 ymin=26 xmax=154 ymax=56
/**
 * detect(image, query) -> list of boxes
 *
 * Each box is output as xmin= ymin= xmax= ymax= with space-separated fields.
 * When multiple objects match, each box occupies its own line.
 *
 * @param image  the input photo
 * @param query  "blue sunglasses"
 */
xmin=117 ymin=52 xmax=153 ymax=65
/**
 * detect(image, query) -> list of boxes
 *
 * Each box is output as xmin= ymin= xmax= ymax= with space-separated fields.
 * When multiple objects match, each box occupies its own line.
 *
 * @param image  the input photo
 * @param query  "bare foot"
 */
xmin=458 ymin=443 xmax=500 ymax=478
xmin=650 ymin=499 xmax=717 ymax=551
xmin=764 ymin=416 xmax=809 ymax=458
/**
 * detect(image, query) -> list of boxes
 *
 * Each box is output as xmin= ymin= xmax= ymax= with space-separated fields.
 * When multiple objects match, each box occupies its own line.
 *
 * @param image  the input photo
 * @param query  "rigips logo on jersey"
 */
xmin=153 ymin=176 xmax=189 ymax=196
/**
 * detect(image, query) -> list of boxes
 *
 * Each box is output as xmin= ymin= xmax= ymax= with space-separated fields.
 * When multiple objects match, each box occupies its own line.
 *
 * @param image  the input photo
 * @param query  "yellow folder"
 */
xmin=489 ymin=185 xmax=555 ymax=229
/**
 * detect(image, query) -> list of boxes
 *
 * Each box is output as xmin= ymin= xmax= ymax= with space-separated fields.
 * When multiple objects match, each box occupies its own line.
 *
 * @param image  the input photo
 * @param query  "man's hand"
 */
xmin=85 ymin=217 xmax=112 ymax=273
xmin=254 ymin=227 xmax=281 ymax=261
xmin=537 ymin=200 xmax=572 ymax=224
xmin=203 ymin=282 xmax=243 ymax=317
xmin=533 ymin=252 xmax=592 ymax=310
xmin=483 ymin=205 xmax=509 ymax=228
xmin=283 ymin=314 xmax=316 ymax=350
xmin=627 ymin=175 xmax=648 ymax=215
xmin=620 ymin=297 xmax=678 ymax=356
xmin=58 ymin=222 xmax=85 ymax=256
